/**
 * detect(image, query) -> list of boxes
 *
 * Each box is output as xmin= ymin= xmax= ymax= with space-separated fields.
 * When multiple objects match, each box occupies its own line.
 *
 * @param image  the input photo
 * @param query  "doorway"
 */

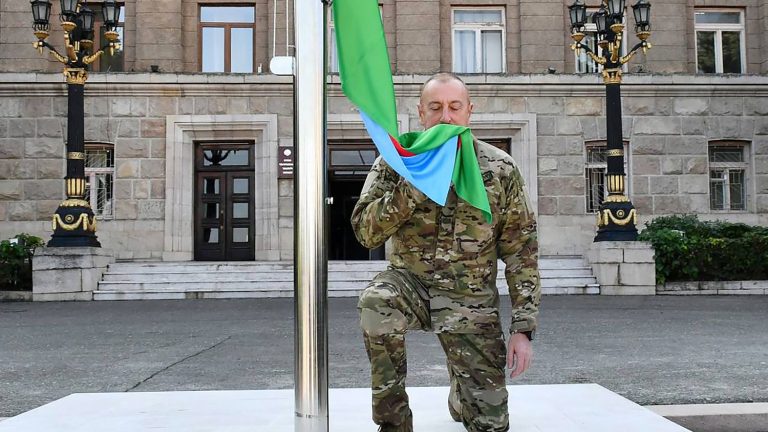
xmin=194 ymin=142 xmax=256 ymax=261
xmin=328 ymin=141 xmax=384 ymax=260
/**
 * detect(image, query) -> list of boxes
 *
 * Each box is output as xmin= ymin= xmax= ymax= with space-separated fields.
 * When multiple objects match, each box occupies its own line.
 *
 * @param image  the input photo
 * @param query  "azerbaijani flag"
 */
xmin=332 ymin=0 xmax=491 ymax=222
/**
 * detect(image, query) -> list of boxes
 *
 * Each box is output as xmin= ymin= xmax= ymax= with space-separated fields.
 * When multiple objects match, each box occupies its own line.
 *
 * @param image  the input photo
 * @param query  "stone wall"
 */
xmin=4 ymin=1 xmax=768 ymax=74
xmin=1 ymin=73 xmax=767 ymax=261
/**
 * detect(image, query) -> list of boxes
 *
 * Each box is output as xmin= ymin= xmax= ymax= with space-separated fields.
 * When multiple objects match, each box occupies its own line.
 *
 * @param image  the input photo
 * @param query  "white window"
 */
xmin=452 ymin=8 xmax=505 ymax=74
xmin=709 ymin=143 xmax=748 ymax=211
xmin=329 ymin=6 xmax=383 ymax=74
xmin=199 ymin=6 xmax=255 ymax=73
xmin=695 ymin=9 xmax=745 ymax=74
xmin=329 ymin=13 xmax=339 ymax=74
xmin=88 ymin=3 xmax=125 ymax=72
xmin=584 ymin=141 xmax=629 ymax=213
xmin=575 ymin=8 xmax=627 ymax=74
xmin=84 ymin=143 xmax=114 ymax=219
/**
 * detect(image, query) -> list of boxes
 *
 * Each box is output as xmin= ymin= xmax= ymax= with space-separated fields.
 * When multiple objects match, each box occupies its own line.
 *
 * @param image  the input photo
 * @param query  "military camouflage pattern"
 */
xmin=352 ymin=140 xmax=540 ymax=431
xmin=358 ymin=269 xmax=509 ymax=431
xmin=352 ymin=139 xmax=540 ymax=335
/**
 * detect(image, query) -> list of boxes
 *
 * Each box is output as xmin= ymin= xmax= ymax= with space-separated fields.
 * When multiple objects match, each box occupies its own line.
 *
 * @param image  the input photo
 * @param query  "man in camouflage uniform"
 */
xmin=351 ymin=73 xmax=540 ymax=432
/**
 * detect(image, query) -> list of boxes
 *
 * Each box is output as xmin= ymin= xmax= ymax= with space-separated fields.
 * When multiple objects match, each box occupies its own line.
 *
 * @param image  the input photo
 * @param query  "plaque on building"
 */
xmin=278 ymin=146 xmax=295 ymax=179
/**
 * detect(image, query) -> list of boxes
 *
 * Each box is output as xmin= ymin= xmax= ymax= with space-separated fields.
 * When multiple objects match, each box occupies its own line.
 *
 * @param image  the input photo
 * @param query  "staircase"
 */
xmin=93 ymin=256 xmax=599 ymax=300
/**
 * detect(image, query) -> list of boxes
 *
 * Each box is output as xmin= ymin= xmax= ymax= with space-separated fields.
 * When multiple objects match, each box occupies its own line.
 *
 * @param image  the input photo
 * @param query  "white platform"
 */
xmin=0 ymin=384 xmax=689 ymax=432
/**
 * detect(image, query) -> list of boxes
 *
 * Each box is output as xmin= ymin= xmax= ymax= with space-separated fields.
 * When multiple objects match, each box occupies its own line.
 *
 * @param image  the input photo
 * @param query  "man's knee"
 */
xmin=358 ymin=282 xmax=408 ymax=337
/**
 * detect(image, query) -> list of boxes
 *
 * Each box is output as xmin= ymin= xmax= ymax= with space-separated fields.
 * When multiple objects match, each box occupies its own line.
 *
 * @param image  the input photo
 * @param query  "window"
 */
xmin=695 ymin=9 xmax=745 ymax=74
xmin=328 ymin=141 xmax=379 ymax=177
xmin=452 ymin=8 xmax=505 ymax=74
xmin=88 ymin=3 xmax=124 ymax=72
xmin=329 ymin=6 xmax=383 ymax=74
xmin=575 ymin=8 xmax=627 ymax=74
xmin=199 ymin=6 xmax=255 ymax=73
xmin=584 ymin=141 xmax=629 ymax=213
xmin=329 ymin=13 xmax=339 ymax=74
xmin=84 ymin=143 xmax=115 ymax=219
xmin=709 ymin=143 xmax=748 ymax=211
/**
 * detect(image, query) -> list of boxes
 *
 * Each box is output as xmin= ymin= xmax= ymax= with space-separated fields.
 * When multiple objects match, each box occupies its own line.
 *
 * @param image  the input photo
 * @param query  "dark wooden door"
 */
xmin=194 ymin=143 xmax=255 ymax=261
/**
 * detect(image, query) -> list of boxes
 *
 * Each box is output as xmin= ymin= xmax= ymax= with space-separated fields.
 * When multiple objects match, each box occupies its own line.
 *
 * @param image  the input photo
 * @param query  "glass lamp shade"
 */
xmin=592 ymin=7 xmax=608 ymax=35
xmin=31 ymin=0 xmax=52 ymax=26
xmin=78 ymin=5 xmax=94 ymax=33
xmin=102 ymin=0 xmax=120 ymax=28
xmin=59 ymin=0 xmax=78 ymax=16
xmin=568 ymin=0 xmax=587 ymax=30
xmin=607 ymin=0 xmax=626 ymax=17
xmin=633 ymin=0 xmax=651 ymax=28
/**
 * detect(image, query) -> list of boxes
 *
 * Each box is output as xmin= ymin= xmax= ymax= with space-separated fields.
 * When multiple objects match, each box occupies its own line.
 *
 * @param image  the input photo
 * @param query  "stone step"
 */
xmin=101 ymin=268 xmax=595 ymax=283
xmin=96 ymin=257 xmax=599 ymax=299
xmin=107 ymin=258 xmax=591 ymax=272
xmin=93 ymin=285 xmax=600 ymax=301
xmin=99 ymin=274 xmax=596 ymax=291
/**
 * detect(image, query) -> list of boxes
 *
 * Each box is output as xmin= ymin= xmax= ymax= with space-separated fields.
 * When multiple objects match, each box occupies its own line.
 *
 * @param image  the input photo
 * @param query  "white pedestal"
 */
xmin=0 ymin=384 xmax=689 ymax=432
xmin=587 ymin=241 xmax=656 ymax=295
xmin=32 ymin=247 xmax=114 ymax=301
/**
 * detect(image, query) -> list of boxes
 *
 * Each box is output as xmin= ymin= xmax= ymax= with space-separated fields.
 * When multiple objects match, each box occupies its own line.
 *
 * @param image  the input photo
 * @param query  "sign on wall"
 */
xmin=278 ymin=146 xmax=295 ymax=179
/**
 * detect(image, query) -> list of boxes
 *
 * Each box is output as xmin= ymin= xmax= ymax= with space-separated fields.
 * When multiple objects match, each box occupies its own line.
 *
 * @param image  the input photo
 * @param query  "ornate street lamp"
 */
xmin=30 ymin=0 xmax=122 ymax=247
xmin=569 ymin=0 xmax=652 ymax=241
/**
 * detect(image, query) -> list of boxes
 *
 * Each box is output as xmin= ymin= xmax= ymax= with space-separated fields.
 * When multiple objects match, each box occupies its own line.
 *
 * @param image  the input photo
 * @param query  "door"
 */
xmin=194 ymin=143 xmax=256 ymax=261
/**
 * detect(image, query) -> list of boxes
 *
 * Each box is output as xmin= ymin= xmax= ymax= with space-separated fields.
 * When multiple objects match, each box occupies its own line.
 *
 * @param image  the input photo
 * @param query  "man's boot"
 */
xmin=378 ymin=408 xmax=413 ymax=432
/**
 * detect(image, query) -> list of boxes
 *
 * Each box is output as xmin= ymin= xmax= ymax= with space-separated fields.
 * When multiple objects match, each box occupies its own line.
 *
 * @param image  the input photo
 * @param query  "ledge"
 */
xmin=658 ymin=281 xmax=768 ymax=295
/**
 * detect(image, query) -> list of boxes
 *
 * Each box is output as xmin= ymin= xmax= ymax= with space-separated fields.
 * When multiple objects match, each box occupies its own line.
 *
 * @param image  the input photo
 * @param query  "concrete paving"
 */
xmin=1 ymin=296 xmax=767 ymax=421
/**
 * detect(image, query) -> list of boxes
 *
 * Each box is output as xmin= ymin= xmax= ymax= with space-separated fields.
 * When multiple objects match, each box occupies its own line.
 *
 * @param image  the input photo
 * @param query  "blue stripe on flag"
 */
xmin=359 ymin=110 xmax=456 ymax=206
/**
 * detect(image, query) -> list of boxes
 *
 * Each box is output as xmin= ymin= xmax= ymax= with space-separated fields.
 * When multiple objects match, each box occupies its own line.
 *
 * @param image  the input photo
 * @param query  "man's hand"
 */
xmin=507 ymin=333 xmax=533 ymax=378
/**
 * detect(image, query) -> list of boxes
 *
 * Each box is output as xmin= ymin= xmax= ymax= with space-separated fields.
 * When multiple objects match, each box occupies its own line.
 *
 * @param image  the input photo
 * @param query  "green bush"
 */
xmin=0 ymin=234 xmax=44 ymax=291
xmin=638 ymin=215 xmax=768 ymax=284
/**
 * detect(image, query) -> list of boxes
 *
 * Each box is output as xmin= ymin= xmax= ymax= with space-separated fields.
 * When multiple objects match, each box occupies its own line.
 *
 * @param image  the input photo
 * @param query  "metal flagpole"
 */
xmin=294 ymin=0 xmax=328 ymax=430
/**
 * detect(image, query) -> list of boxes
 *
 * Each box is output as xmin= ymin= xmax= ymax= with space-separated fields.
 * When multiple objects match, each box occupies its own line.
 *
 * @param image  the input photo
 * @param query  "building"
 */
xmin=1 ymin=0 xmax=767 ymax=263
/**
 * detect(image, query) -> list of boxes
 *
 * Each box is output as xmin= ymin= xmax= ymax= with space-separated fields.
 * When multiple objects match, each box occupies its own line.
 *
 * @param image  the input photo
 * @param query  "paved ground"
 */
xmin=1 ymin=296 xmax=767 ymax=418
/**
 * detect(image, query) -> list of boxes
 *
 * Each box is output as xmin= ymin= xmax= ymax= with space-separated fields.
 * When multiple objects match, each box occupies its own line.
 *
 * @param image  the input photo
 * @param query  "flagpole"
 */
xmin=294 ymin=0 xmax=328 ymax=430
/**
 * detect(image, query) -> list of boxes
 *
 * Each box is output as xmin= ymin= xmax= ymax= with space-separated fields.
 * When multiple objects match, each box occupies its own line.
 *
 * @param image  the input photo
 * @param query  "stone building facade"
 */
xmin=1 ymin=0 xmax=767 ymax=261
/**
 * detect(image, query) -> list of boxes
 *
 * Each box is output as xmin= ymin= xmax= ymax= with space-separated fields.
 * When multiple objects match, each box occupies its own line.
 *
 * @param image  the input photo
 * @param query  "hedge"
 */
xmin=0 ymin=234 xmax=44 ymax=291
xmin=637 ymin=215 xmax=768 ymax=284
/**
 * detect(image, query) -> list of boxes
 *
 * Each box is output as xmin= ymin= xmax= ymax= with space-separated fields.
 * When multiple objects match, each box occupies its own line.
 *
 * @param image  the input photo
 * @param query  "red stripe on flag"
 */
xmin=390 ymin=135 xmax=416 ymax=157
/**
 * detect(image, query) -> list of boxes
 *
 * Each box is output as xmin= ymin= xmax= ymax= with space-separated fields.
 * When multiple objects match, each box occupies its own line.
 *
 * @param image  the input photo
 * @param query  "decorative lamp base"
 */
xmin=48 ymin=203 xmax=101 ymax=248
xmin=594 ymin=200 xmax=638 ymax=242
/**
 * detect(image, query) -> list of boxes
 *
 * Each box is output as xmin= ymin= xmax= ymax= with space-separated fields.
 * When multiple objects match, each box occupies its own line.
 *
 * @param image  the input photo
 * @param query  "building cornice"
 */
xmin=1 ymin=73 xmax=767 ymax=98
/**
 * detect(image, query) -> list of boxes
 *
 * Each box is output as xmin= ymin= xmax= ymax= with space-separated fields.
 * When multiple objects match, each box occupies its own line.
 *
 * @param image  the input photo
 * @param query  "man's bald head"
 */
xmin=419 ymin=73 xmax=471 ymax=104
xmin=418 ymin=73 xmax=473 ymax=129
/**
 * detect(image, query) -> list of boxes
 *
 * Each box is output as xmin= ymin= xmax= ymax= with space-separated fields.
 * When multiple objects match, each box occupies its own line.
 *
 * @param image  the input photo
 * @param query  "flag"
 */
xmin=332 ymin=0 xmax=491 ymax=222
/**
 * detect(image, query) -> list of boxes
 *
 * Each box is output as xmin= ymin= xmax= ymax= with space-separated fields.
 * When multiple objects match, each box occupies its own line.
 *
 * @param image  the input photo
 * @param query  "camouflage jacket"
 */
xmin=351 ymin=140 xmax=540 ymax=334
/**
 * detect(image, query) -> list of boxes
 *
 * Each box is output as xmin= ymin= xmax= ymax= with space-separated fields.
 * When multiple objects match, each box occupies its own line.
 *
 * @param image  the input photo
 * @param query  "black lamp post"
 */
xmin=30 ymin=0 xmax=122 ymax=247
xmin=569 ymin=0 xmax=652 ymax=242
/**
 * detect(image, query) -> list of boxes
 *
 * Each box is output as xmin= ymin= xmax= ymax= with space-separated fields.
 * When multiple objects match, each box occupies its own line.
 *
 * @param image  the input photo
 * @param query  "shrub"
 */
xmin=0 ymin=234 xmax=44 ymax=291
xmin=638 ymin=215 xmax=768 ymax=284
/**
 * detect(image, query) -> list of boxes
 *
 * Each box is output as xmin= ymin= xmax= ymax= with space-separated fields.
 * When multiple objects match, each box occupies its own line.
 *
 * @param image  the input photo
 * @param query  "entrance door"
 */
xmin=194 ymin=143 xmax=255 ymax=261
xmin=329 ymin=178 xmax=385 ymax=260
xmin=328 ymin=142 xmax=384 ymax=260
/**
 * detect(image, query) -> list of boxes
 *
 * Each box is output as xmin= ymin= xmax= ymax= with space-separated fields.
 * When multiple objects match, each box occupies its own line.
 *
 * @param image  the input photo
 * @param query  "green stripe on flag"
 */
xmin=399 ymin=127 xmax=492 ymax=223
xmin=332 ymin=0 xmax=398 ymax=136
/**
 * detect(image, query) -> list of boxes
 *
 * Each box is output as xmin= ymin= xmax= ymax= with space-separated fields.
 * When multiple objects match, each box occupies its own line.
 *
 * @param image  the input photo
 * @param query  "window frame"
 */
xmin=87 ymin=2 xmax=125 ymax=72
xmin=574 ymin=8 xmax=627 ymax=74
xmin=451 ymin=7 xmax=507 ymax=74
xmin=694 ymin=8 xmax=746 ymax=74
xmin=708 ymin=141 xmax=749 ymax=212
xmin=584 ymin=140 xmax=630 ymax=214
xmin=328 ymin=5 xmax=383 ymax=74
xmin=198 ymin=5 xmax=257 ymax=73
xmin=84 ymin=142 xmax=115 ymax=220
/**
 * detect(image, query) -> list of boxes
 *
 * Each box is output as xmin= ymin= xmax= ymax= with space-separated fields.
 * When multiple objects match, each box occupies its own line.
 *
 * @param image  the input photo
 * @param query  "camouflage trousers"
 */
xmin=358 ymin=269 xmax=509 ymax=432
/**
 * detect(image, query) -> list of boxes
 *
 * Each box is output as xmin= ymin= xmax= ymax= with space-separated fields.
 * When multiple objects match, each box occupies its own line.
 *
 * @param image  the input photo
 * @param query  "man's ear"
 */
xmin=417 ymin=103 xmax=426 ymax=127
